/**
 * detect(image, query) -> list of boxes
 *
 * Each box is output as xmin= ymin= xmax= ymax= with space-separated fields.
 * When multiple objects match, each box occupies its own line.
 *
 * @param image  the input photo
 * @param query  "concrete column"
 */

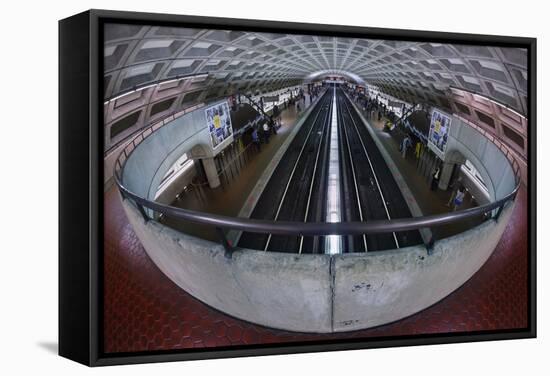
xmin=438 ymin=162 xmax=456 ymax=191
xmin=202 ymin=157 xmax=220 ymax=189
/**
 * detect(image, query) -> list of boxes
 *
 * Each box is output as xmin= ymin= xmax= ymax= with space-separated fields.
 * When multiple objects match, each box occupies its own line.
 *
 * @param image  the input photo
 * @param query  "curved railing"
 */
xmin=112 ymin=91 xmax=522 ymax=257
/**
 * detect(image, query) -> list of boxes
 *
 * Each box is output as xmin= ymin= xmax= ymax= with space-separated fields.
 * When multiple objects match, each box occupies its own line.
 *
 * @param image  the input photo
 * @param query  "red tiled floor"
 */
xmin=103 ymin=184 xmax=529 ymax=353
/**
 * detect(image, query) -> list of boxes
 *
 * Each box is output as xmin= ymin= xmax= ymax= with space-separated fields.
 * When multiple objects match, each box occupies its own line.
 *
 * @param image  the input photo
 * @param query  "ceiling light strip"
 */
xmin=104 ymin=73 xmax=209 ymax=105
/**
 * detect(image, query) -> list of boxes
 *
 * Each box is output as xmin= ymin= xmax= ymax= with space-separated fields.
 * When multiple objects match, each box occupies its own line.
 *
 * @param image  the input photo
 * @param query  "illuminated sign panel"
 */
xmin=428 ymin=109 xmax=452 ymax=157
xmin=205 ymin=101 xmax=233 ymax=149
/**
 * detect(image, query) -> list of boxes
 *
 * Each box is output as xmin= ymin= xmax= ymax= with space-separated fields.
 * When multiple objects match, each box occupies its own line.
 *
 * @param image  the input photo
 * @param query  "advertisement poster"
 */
xmin=428 ymin=109 xmax=452 ymax=156
xmin=205 ymin=101 xmax=233 ymax=149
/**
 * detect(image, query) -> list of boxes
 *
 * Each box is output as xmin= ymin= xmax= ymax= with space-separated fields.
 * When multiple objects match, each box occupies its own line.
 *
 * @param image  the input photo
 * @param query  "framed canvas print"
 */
xmin=59 ymin=9 xmax=536 ymax=366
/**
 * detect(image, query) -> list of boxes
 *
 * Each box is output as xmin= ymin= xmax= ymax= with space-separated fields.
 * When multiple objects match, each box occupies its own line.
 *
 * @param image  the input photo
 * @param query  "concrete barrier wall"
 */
xmin=122 ymin=193 xmax=513 ymax=333
xmin=332 ymin=200 xmax=514 ymax=331
xmin=122 ymin=99 xmax=233 ymax=201
xmin=122 ymin=197 xmax=332 ymax=333
xmin=446 ymin=115 xmax=516 ymax=201
xmin=154 ymin=166 xmax=195 ymax=205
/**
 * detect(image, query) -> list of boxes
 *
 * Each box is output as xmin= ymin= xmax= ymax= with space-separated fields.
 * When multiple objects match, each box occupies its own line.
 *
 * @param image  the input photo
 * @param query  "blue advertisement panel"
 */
xmin=205 ymin=101 xmax=233 ymax=149
xmin=428 ymin=109 xmax=452 ymax=157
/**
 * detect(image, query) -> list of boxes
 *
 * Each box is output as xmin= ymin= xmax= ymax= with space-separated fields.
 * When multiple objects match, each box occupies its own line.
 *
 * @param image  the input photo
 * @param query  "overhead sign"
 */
xmin=205 ymin=101 xmax=233 ymax=149
xmin=428 ymin=109 xmax=452 ymax=157
xmin=262 ymin=95 xmax=279 ymax=103
xmin=388 ymin=100 xmax=403 ymax=108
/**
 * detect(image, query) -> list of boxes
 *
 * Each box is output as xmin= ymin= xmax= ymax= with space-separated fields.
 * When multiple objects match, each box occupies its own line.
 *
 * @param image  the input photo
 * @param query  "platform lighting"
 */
xmin=137 ymin=83 xmax=158 ymax=92
xmin=472 ymin=92 xmax=527 ymax=120
xmin=104 ymin=88 xmax=137 ymax=105
xmin=104 ymin=73 xmax=209 ymax=105
xmin=450 ymin=86 xmax=526 ymax=120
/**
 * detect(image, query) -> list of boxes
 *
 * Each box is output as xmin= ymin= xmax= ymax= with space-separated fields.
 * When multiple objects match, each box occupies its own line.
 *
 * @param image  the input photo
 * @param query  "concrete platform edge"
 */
xmin=228 ymin=93 xmax=325 ymax=245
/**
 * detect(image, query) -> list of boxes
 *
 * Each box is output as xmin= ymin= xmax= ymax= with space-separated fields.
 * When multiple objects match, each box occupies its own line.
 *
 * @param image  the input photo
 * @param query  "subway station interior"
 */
xmin=103 ymin=24 xmax=529 ymax=352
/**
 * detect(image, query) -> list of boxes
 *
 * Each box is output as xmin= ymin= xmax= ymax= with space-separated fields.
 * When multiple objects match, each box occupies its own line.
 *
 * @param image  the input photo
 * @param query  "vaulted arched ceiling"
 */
xmin=103 ymin=23 xmax=528 ymax=158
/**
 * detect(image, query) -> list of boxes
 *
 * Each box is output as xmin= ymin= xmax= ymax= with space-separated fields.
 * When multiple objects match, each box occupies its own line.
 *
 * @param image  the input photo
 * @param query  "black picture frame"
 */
xmin=59 ymin=9 xmax=537 ymax=367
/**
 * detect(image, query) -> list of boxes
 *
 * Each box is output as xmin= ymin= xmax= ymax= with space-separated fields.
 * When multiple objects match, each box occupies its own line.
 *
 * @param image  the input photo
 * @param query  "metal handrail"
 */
xmin=115 ymin=170 xmax=518 ymax=236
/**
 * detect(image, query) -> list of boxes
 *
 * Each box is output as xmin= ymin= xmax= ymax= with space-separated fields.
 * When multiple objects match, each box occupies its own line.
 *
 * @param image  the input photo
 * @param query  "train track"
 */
xmin=238 ymin=87 xmax=421 ymax=253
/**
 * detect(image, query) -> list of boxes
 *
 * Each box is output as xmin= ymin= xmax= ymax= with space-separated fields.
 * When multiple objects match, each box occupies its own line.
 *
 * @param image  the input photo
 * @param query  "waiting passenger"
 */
xmin=446 ymin=176 xmax=464 ymax=207
xmin=453 ymin=186 xmax=466 ymax=211
xmin=252 ymin=128 xmax=261 ymax=152
xmin=269 ymin=116 xmax=277 ymax=135
xmin=263 ymin=122 xmax=271 ymax=144
xmin=273 ymin=104 xmax=280 ymax=118
xmin=415 ymin=142 xmax=422 ymax=159
xmin=400 ymin=135 xmax=412 ymax=158
xmin=431 ymin=167 xmax=441 ymax=191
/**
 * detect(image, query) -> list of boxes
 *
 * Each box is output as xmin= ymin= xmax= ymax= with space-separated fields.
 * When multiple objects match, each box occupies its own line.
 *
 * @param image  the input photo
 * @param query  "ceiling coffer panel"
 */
xmin=104 ymin=24 xmax=528 ymax=117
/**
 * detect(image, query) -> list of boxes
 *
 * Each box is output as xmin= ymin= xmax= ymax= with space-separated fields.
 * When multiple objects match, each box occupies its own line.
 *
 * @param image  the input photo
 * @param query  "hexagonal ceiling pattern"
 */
xmin=104 ymin=23 xmax=527 ymax=115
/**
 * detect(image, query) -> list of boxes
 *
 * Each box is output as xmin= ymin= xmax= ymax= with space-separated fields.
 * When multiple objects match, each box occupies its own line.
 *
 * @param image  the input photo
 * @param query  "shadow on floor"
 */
xmin=36 ymin=341 xmax=58 ymax=355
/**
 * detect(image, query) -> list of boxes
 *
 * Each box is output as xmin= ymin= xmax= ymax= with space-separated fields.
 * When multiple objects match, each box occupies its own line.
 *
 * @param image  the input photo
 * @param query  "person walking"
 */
xmin=431 ymin=166 xmax=441 ymax=191
xmin=263 ymin=121 xmax=270 ymax=144
xmin=415 ymin=142 xmax=422 ymax=159
xmin=401 ymin=135 xmax=412 ymax=158
xmin=273 ymin=104 xmax=280 ymax=121
xmin=269 ymin=116 xmax=277 ymax=135
xmin=252 ymin=127 xmax=261 ymax=152
xmin=453 ymin=186 xmax=466 ymax=211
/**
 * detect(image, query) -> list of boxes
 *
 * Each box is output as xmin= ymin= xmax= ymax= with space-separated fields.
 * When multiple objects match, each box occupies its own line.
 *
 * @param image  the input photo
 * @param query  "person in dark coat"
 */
xmin=269 ymin=116 xmax=277 ymax=135
xmin=252 ymin=127 xmax=261 ymax=152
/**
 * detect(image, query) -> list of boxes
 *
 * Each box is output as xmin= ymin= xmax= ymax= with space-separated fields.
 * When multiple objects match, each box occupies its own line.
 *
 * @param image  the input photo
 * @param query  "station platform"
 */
xmin=352 ymin=104 xmax=482 ymax=239
xmin=163 ymin=92 xmax=479 ymax=245
xmin=103 ymin=94 xmax=528 ymax=352
xmin=161 ymin=95 xmax=314 ymax=243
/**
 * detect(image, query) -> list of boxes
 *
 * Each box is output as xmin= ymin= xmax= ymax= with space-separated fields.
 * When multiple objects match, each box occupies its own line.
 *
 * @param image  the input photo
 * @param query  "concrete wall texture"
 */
xmin=445 ymin=115 xmax=516 ymax=201
xmin=121 ymin=195 xmax=514 ymax=333
xmin=122 ymin=197 xmax=333 ymax=333
xmin=122 ymin=99 xmax=232 ymax=202
xmin=332 ymin=200 xmax=514 ymax=331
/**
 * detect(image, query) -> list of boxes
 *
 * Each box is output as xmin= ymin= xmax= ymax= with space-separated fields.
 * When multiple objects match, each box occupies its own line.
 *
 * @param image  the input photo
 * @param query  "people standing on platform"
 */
xmin=263 ymin=121 xmax=271 ymax=144
xmin=446 ymin=176 xmax=463 ymax=207
xmin=431 ymin=166 xmax=441 ymax=191
xmin=415 ymin=142 xmax=422 ymax=159
xmin=273 ymin=103 xmax=280 ymax=120
xmin=378 ymin=110 xmax=382 ymax=121
xmin=252 ymin=127 xmax=261 ymax=152
xmin=269 ymin=116 xmax=277 ymax=135
xmin=400 ymin=135 xmax=412 ymax=158
xmin=453 ymin=186 xmax=466 ymax=211
xmin=272 ymin=104 xmax=281 ymax=131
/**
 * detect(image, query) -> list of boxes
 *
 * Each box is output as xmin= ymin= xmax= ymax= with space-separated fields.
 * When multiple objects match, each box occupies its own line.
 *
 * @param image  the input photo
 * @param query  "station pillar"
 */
xmin=438 ymin=162 xmax=456 ymax=191
xmin=202 ymin=157 xmax=220 ymax=189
